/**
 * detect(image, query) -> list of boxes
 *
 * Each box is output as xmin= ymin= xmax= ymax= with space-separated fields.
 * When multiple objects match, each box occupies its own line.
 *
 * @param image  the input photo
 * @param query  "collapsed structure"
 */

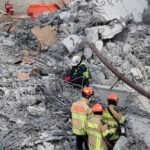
xmin=0 ymin=0 xmax=150 ymax=149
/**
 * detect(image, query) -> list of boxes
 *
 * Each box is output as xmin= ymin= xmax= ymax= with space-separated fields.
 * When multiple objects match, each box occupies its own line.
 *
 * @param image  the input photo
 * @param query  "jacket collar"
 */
xmin=94 ymin=115 xmax=103 ymax=119
xmin=80 ymin=97 xmax=89 ymax=104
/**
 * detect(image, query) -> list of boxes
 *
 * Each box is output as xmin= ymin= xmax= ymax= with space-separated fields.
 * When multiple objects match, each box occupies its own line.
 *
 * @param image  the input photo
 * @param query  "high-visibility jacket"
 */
xmin=84 ymin=115 xmax=116 ymax=150
xmin=102 ymin=105 xmax=125 ymax=141
xmin=73 ymin=61 xmax=89 ymax=79
xmin=71 ymin=97 xmax=93 ymax=135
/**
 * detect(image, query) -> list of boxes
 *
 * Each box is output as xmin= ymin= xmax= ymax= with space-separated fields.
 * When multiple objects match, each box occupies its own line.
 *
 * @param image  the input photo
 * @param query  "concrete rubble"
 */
xmin=0 ymin=0 xmax=150 ymax=149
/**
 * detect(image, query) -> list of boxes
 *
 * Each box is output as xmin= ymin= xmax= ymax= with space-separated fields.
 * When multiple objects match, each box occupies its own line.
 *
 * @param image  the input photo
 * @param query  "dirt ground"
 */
xmin=0 ymin=0 xmax=55 ymax=15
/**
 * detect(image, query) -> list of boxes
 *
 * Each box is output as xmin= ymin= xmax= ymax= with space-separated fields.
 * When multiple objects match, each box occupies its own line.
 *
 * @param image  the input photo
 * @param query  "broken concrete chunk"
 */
xmin=135 ymin=95 xmax=150 ymax=113
xmin=62 ymin=34 xmax=82 ymax=53
xmin=131 ymin=68 xmax=143 ymax=79
xmin=85 ymin=26 xmax=99 ymax=42
xmin=93 ymin=0 xmax=148 ymax=23
xmin=84 ymin=47 xmax=92 ymax=60
xmin=3 ymin=39 xmax=14 ymax=46
xmin=98 ymin=22 xmax=125 ymax=39
xmin=145 ymin=57 xmax=150 ymax=66
xmin=95 ymin=40 xmax=103 ymax=53
xmin=37 ymin=145 xmax=46 ymax=150
xmin=113 ymin=136 xmax=128 ymax=150
xmin=129 ymin=115 xmax=150 ymax=149
xmin=27 ymin=106 xmax=46 ymax=116
xmin=123 ymin=43 xmax=132 ymax=53
xmin=43 ymin=142 xmax=55 ymax=150
xmin=0 ymin=36 xmax=5 ymax=42
xmin=32 ymin=26 xmax=58 ymax=50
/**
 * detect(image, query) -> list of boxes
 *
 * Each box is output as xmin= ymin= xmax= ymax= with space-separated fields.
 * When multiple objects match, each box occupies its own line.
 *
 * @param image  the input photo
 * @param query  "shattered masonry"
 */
xmin=0 ymin=0 xmax=150 ymax=150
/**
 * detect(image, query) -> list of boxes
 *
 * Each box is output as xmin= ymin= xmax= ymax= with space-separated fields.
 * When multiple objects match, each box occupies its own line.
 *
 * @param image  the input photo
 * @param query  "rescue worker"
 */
xmin=102 ymin=94 xmax=126 ymax=146
xmin=70 ymin=87 xmax=94 ymax=150
xmin=5 ymin=2 xmax=10 ymax=13
xmin=9 ymin=4 xmax=14 ymax=15
xmin=84 ymin=104 xmax=116 ymax=150
xmin=64 ymin=56 xmax=89 ymax=87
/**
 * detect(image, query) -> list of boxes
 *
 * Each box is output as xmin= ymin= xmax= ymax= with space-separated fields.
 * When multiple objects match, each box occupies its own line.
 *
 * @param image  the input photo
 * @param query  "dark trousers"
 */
xmin=76 ymin=135 xmax=89 ymax=150
xmin=70 ymin=77 xmax=89 ymax=88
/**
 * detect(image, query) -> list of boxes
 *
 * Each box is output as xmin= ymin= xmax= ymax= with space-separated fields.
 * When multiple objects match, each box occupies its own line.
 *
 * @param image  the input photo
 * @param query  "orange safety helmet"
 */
xmin=92 ymin=104 xmax=104 ymax=112
xmin=82 ymin=87 xmax=94 ymax=97
xmin=107 ymin=94 xmax=119 ymax=103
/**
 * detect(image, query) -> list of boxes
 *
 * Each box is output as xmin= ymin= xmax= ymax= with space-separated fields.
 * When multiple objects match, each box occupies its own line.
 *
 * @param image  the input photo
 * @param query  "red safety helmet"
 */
xmin=92 ymin=104 xmax=104 ymax=112
xmin=107 ymin=94 xmax=119 ymax=103
xmin=82 ymin=87 xmax=94 ymax=97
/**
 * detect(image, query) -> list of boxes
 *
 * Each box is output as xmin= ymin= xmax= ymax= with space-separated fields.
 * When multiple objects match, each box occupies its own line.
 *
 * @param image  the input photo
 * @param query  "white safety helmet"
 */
xmin=71 ymin=56 xmax=81 ymax=66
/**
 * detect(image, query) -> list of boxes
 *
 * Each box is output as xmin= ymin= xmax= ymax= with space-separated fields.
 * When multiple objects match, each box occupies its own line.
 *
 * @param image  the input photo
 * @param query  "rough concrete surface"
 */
xmin=0 ymin=0 xmax=150 ymax=149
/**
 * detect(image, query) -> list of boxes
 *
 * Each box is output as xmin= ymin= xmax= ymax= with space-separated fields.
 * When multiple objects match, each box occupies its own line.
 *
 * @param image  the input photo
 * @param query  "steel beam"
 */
xmin=89 ymin=43 xmax=150 ymax=99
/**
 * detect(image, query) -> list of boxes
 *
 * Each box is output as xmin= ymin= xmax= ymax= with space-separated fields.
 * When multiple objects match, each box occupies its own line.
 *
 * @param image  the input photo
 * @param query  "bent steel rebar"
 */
xmin=88 ymin=43 xmax=150 ymax=99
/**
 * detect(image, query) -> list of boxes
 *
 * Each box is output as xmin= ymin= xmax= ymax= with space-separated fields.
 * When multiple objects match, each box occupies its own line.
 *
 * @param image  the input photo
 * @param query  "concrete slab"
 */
xmin=62 ymin=34 xmax=82 ymax=53
xmin=97 ymin=0 xmax=148 ymax=23
xmin=91 ymin=84 xmax=130 ymax=107
xmin=135 ymin=95 xmax=150 ymax=113
xmin=98 ymin=23 xmax=125 ymax=39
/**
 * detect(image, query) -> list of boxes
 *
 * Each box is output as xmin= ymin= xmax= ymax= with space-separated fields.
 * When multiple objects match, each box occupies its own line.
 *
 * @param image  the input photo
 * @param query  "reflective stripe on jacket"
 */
xmin=71 ymin=97 xmax=93 ymax=135
xmin=73 ymin=61 xmax=89 ymax=79
xmin=84 ymin=115 xmax=116 ymax=150
xmin=102 ymin=105 xmax=125 ymax=141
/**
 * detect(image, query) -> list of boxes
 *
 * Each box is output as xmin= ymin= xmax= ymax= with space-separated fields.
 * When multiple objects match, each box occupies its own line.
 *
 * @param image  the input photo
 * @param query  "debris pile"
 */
xmin=0 ymin=0 xmax=150 ymax=149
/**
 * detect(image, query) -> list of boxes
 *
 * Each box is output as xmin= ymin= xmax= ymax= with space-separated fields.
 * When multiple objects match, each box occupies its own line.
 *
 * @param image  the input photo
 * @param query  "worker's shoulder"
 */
xmin=107 ymin=106 xmax=119 ymax=113
xmin=79 ymin=62 xmax=87 ymax=68
xmin=110 ymin=106 xmax=119 ymax=113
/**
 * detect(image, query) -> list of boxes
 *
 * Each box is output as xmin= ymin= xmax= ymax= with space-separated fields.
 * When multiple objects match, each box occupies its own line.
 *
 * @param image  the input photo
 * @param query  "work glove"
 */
xmin=64 ymin=76 xmax=71 ymax=81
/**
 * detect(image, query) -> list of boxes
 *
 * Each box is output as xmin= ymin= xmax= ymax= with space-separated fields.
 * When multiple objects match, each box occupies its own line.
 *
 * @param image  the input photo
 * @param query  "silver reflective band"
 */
xmin=121 ymin=126 xmax=125 ymax=134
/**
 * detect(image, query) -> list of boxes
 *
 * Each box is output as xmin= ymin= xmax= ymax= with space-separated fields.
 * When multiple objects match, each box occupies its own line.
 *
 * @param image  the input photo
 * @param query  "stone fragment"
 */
xmin=98 ymin=23 xmax=125 ymax=39
xmin=112 ymin=55 xmax=123 ymax=67
xmin=43 ymin=142 xmax=54 ymax=150
xmin=106 ymin=42 xmax=117 ymax=51
xmin=145 ymin=57 xmax=150 ymax=66
xmin=113 ymin=136 xmax=128 ymax=150
xmin=37 ymin=145 xmax=46 ymax=150
xmin=21 ymin=95 xmax=39 ymax=106
xmin=85 ymin=27 xmax=99 ymax=42
xmin=95 ymin=40 xmax=103 ymax=53
xmin=131 ymin=68 xmax=143 ymax=79
xmin=84 ymin=47 xmax=92 ymax=60
xmin=16 ymin=118 xmax=26 ymax=128
xmin=0 ymin=36 xmax=5 ymax=42
xmin=62 ymin=34 xmax=82 ymax=53
xmin=3 ymin=39 xmax=14 ymax=46
xmin=92 ymin=0 xmax=148 ymax=23
xmin=136 ymin=95 xmax=150 ymax=113
xmin=27 ymin=106 xmax=46 ymax=116
xmin=129 ymin=115 xmax=150 ymax=149
xmin=123 ymin=43 xmax=132 ymax=53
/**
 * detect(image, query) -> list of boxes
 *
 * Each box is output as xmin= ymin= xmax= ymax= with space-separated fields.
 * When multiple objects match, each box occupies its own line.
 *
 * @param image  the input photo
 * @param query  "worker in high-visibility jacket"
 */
xmin=102 ymin=94 xmax=126 ymax=146
xmin=70 ymin=87 xmax=94 ymax=150
xmin=84 ymin=104 xmax=116 ymax=150
xmin=64 ymin=56 xmax=89 ymax=87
